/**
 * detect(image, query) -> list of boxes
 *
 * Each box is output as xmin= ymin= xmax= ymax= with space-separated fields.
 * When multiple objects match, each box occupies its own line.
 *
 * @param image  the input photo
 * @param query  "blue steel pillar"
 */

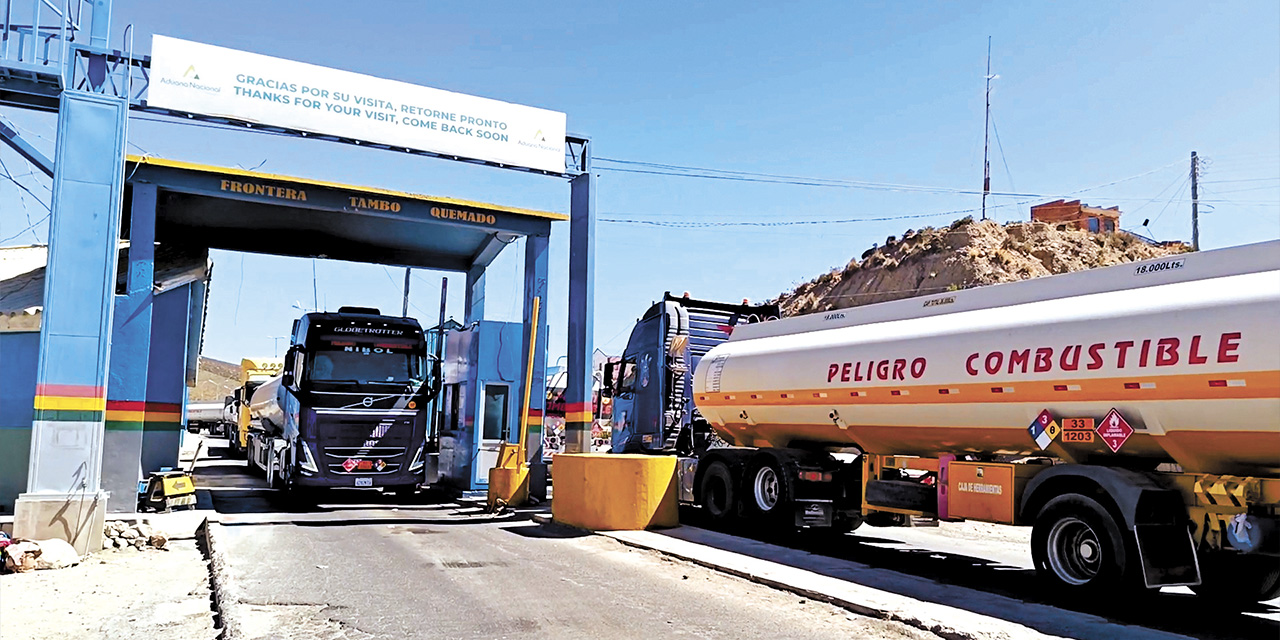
xmin=141 ymin=284 xmax=192 ymax=472
xmin=521 ymin=234 xmax=549 ymax=498
xmin=16 ymin=91 xmax=128 ymax=553
xmin=464 ymin=264 xmax=486 ymax=323
xmin=102 ymin=184 xmax=157 ymax=512
xmin=564 ymin=168 xmax=596 ymax=453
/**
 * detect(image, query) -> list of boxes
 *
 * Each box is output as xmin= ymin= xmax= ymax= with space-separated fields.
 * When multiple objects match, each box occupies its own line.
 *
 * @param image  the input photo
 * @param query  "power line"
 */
xmin=1126 ymin=171 xmax=1187 ymax=219
xmin=382 ymin=266 xmax=431 ymax=317
xmin=0 ymin=153 xmax=51 ymax=211
xmin=0 ymin=213 xmax=50 ymax=244
xmin=600 ymin=208 xmax=981 ymax=228
xmin=1204 ymin=184 xmax=1280 ymax=195
xmin=0 ymin=155 xmax=41 ymax=243
xmin=1150 ymin=177 xmax=1190 ymax=228
xmin=596 ymin=156 xmax=1188 ymax=204
xmin=1203 ymin=177 xmax=1279 ymax=184
xmin=132 ymin=111 xmax=1192 ymax=207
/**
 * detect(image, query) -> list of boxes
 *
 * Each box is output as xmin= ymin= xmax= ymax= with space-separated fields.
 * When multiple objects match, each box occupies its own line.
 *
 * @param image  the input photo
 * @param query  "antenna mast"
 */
xmin=982 ymin=36 xmax=992 ymax=221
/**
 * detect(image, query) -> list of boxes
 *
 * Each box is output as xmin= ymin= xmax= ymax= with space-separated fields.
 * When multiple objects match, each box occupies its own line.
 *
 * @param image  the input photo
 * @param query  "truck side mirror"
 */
xmin=282 ymin=346 xmax=300 ymax=390
xmin=602 ymin=362 xmax=616 ymax=398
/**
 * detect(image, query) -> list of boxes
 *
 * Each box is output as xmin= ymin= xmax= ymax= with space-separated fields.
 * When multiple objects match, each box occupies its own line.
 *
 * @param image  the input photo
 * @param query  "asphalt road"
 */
xmin=677 ymin=512 xmax=1280 ymax=640
xmin=194 ymin=437 xmax=1278 ymax=640
xmin=195 ymin=441 xmax=934 ymax=640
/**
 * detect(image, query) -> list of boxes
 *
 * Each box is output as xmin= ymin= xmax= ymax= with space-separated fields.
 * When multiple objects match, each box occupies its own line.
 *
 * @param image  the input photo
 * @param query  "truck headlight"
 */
xmin=299 ymin=443 xmax=319 ymax=474
xmin=409 ymin=444 xmax=425 ymax=473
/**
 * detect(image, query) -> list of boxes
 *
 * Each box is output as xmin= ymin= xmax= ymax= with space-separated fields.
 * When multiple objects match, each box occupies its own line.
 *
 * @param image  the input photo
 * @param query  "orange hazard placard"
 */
xmin=1062 ymin=417 xmax=1095 ymax=430
xmin=1061 ymin=430 xmax=1095 ymax=444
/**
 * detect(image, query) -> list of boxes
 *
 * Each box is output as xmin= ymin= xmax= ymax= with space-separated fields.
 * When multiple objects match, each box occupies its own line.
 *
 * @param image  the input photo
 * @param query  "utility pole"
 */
xmin=402 ymin=267 xmax=412 ymax=316
xmin=1190 ymin=151 xmax=1200 ymax=251
xmin=981 ymin=36 xmax=992 ymax=221
xmin=432 ymin=276 xmax=448 ymax=450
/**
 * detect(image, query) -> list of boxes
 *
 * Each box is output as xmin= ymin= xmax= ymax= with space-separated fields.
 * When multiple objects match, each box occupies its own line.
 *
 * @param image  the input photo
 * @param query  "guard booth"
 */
xmin=437 ymin=321 xmax=525 ymax=494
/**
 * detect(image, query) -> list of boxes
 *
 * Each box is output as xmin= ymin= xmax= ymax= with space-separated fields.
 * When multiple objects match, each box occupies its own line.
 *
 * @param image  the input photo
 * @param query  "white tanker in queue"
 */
xmin=608 ymin=240 xmax=1280 ymax=603
xmin=695 ymin=251 xmax=1278 ymax=476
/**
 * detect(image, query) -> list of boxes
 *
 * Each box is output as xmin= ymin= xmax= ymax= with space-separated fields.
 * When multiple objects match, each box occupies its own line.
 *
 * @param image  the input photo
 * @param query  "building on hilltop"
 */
xmin=1031 ymin=199 xmax=1120 ymax=233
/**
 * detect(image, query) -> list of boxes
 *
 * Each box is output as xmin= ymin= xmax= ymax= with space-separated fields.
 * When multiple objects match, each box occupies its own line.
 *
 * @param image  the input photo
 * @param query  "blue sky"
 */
xmin=1 ymin=1 xmax=1276 ymax=363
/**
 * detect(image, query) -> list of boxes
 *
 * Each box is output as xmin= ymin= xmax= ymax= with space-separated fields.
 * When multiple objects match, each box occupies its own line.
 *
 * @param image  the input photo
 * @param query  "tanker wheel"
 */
xmin=743 ymin=455 xmax=791 ymax=530
xmin=227 ymin=434 xmax=244 ymax=459
xmin=1192 ymin=553 xmax=1280 ymax=606
xmin=1032 ymin=494 xmax=1128 ymax=594
xmin=698 ymin=461 xmax=738 ymax=527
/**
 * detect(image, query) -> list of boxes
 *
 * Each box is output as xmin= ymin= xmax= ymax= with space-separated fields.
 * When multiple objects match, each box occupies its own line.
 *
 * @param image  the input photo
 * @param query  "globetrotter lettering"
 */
xmin=827 ymin=357 xmax=927 ymax=383
xmin=431 ymin=207 xmax=496 ymax=226
xmin=963 ymin=332 xmax=1242 ymax=377
xmin=332 ymin=326 xmax=403 ymax=335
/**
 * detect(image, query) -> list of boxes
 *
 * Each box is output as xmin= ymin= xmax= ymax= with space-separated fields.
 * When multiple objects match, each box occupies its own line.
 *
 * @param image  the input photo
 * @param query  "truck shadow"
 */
xmin=193 ymin=446 xmax=468 ymax=515
xmin=673 ymin=510 xmax=1279 ymax=640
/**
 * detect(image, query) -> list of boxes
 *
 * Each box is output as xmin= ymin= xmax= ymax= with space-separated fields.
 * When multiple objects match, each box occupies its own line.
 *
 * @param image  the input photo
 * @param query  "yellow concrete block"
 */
xmin=551 ymin=453 xmax=678 ymax=530
xmin=487 ymin=465 xmax=529 ymax=510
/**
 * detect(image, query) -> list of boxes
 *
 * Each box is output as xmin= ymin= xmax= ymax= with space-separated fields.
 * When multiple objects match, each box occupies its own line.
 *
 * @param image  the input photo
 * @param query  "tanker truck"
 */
xmin=607 ymin=240 xmax=1280 ymax=602
xmin=247 ymin=307 xmax=440 ymax=493
xmin=185 ymin=402 xmax=232 ymax=438
xmin=227 ymin=357 xmax=284 ymax=457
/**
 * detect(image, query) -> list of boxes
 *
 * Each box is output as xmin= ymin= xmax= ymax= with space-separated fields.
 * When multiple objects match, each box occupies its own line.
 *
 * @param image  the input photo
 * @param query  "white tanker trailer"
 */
xmin=608 ymin=240 xmax=1280 ymax=602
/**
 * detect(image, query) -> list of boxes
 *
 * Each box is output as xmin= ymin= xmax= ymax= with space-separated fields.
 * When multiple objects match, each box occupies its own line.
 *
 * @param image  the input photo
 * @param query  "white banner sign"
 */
xmin=148 ymin=35 xmax=567 ymax=173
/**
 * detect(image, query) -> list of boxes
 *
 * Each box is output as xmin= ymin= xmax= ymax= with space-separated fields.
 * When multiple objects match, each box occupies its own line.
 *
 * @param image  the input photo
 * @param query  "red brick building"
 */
xmin=1030 ymin=200 xmax=1120 ymax=233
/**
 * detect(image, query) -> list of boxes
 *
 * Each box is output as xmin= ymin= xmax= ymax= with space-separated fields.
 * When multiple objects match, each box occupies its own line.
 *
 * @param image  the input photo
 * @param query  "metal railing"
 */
xmin=0 ymin=0 xmax=91 ymax=83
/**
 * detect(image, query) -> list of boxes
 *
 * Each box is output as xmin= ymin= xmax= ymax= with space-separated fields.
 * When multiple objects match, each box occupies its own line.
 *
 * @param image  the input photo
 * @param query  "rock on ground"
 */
xmin=2 ymin=539 xmax=81 ymax=573
xmin=0 ymin=539 xmax=216 ymax=640
xmin=776 ymin=218 xmax=1190 ymax=315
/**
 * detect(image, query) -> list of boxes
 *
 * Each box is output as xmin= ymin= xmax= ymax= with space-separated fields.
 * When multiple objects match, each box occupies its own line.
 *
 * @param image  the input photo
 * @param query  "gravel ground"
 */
xmin=0 ymin=540 xmax=217 ymax=640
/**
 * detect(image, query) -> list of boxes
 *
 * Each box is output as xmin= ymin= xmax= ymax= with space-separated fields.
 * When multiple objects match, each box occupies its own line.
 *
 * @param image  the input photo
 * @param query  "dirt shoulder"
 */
xmin=0 ymin=540 xmax=216 ymax=640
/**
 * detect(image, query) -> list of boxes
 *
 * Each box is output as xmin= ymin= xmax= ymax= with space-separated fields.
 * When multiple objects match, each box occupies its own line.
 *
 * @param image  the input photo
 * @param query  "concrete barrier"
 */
xmin=551 ymin=453 xmax=678 ymax=530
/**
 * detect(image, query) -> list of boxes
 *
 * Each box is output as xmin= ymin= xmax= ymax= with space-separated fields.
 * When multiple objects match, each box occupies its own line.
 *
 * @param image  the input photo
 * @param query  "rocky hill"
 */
xmin=190 ymin=357 xmax=241 ymax=403
xmin=776 ymin=218 xmax=1190 ymax=316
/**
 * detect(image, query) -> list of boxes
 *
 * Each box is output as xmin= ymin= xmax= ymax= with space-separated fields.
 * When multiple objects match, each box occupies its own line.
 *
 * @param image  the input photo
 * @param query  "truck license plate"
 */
xmin=354 ymin=478 xmax=373 ymax=487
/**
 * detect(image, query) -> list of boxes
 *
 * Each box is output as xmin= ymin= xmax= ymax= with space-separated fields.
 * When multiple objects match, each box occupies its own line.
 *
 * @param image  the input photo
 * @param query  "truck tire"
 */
xmin=1032 ymin=494 xmax=1129 ymax=593
xmin=743 ymin=455 xmax=791 ymax=529
xmin=1192 ymin=553 xmax=1280 ymax=605
xmin=698 ymin=460 xmax=738 ymax=526
xmin=230 ymin=434 xmax=248 ymax=460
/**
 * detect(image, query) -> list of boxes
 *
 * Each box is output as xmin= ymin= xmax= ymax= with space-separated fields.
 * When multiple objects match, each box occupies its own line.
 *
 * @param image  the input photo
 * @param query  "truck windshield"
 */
xmin=307 ymin=346 xmax=423 ymax=385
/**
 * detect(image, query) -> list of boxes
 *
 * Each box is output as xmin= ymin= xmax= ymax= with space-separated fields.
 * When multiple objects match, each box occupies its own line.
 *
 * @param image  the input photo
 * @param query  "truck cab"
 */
xmin=606 ymin=293 xmax=778 ymax=455
xmin=250 ymin=306 xmax=440 ymax=491
xmin=229 ymin=357 xmax=284 ymax=455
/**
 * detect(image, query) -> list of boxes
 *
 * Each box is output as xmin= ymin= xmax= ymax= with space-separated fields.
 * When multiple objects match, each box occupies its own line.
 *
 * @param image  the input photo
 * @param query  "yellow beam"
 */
xmin=125 ymin=155 xmax=569 ymax=221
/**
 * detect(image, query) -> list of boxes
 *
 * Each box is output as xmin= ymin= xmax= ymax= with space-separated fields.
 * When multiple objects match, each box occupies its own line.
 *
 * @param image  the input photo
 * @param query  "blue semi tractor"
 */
xmin=608 ymin=293 xmax=779 ymax=455
xmin=248 ymin=306 xmax=440 ymax=492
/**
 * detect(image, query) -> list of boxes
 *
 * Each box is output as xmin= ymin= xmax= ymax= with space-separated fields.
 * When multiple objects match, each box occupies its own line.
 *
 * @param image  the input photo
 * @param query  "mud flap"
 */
xmin=794 ymin=500 xmax=833 ymax=528
xmin=1134 ymin=523 xmax=1201 ymax=588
